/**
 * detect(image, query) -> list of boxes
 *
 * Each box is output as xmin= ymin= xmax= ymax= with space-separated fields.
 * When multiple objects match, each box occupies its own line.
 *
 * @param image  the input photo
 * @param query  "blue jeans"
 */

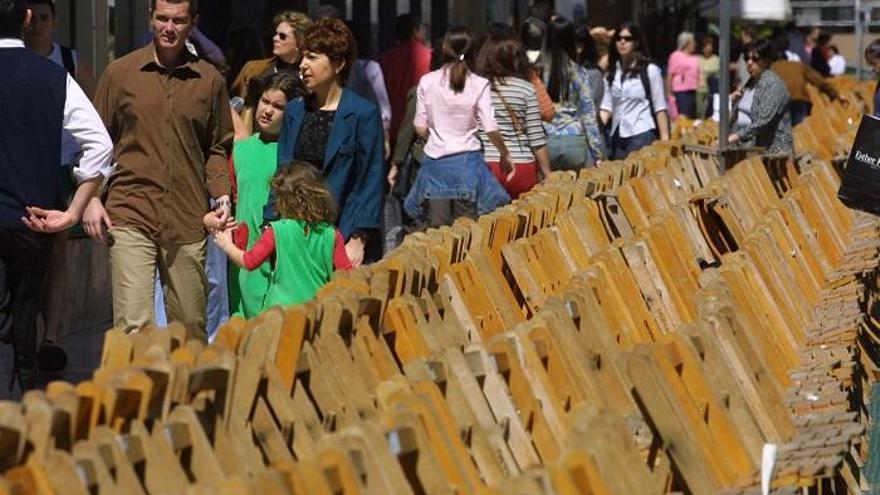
xmin=404 ymin=151 xmax=510 ymax=221
xmin=154 ymin=235 xmax=228 ymax=341
xmin=610 ymin=129 xmax=658 ymax=160
xmin=547 ymin=134 xmax=592 ymax=171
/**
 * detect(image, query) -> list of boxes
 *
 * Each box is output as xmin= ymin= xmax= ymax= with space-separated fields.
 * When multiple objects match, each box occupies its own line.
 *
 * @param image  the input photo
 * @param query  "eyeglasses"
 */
xmin=745 ymin=55 xmax=761 ymax=62
xmin=616 ymin=36 xmax=634 ymax=43
xmin=275 ymin=31 xmax=293 ymax=41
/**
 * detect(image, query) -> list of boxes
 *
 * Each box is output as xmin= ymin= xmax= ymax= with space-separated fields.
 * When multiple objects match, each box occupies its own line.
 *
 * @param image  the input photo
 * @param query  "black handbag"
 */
xmin=837 ymin=114 xmax=880 ymax=216
xmin=391 ymin=146 xmax=422 ymax=200
xmin=382 ymin=194 xmax=407 ymax=255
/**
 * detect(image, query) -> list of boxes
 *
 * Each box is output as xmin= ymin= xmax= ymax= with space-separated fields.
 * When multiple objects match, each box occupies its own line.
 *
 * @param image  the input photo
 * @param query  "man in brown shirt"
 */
xmin=86 ymin=0 xmax=233 ymax=339
xmin=771 ymin=58 xmax=843 ymax=126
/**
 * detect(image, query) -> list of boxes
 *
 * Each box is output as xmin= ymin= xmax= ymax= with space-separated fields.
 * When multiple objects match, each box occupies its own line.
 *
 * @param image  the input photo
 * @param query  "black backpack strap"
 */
xmin=60 ymin=45 xmax=76 ymax=78
xmin=639 ymin=64 xmax=659 ymax=132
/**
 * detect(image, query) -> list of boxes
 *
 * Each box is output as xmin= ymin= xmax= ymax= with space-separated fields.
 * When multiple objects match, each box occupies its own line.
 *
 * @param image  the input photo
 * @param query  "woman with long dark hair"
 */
xmin=476 ymin=31 xmax=551 ymax=198
xmin=574 ymin=23 xmax=605 ymax=107
xmin=542 ymin=16 xmax=606 ymax=169
xmin=600 ymin=22 xmax=670 ymax=159
xmin=402 ymin=26 xmax=513 ymax=227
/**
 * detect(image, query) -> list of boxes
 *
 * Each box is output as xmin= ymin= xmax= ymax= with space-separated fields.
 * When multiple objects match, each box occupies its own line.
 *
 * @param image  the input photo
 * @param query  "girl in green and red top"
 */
xmin=215 ymin=163 xmax=351 ymax=311
xmin=225 ymin=72 xmax=301 ymax=318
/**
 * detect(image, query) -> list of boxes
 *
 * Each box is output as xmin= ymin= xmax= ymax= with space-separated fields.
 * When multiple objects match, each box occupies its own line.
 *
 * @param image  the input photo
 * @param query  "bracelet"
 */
xmin=214 ymin=199 xmax=232 ymax=210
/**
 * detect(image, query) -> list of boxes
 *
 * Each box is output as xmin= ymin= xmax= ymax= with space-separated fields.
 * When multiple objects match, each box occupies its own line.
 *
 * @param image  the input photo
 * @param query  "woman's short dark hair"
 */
xmin=746 ymin=38 xmax=778 ymax=62
xmin=0 ymin=0 xmax=26 ymax=38
xmin=476 ymin=31 xmax=526 ymax=83
xmin=865 ymin=37 xmax=880 ymax=62
xmin=441 ymin=25 xmax=475 ymax=93
xmin=546 ymin=16 xmax=577 ymax=103
xmin=301 ymin=18 xmax=357 ymax=83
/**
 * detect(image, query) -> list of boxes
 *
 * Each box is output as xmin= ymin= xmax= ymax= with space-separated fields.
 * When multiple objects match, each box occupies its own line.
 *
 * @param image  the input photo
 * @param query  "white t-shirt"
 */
xmin=600 ymin=62 xmax=667 ymax=138
xmin=829 ymin=54 xmax=846 ymax=76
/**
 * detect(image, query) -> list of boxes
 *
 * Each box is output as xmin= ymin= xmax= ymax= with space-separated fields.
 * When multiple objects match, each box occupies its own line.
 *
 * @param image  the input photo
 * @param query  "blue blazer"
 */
xmin=276 ymin=88 xmax=385 ymax=239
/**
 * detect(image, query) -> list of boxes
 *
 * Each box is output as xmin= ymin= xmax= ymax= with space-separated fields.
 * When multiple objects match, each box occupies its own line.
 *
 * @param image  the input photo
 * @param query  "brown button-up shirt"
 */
xmin=94 ymin=45 xmax=233 ymax=245
xmin=770 ymin=60 xmax=840 ymax=103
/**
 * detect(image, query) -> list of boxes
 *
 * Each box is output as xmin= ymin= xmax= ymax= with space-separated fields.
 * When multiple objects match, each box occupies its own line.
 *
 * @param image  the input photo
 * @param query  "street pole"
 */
xmin=719 ymin=0 xmax=731 ymax=170
xmin=856 ymin=0 xmax=863 ymax=80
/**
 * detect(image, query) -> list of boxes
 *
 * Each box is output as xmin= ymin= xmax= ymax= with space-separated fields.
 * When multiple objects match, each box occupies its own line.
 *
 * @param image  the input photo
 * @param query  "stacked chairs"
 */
xmin=0 ymin=78 xmax=877 ymax=495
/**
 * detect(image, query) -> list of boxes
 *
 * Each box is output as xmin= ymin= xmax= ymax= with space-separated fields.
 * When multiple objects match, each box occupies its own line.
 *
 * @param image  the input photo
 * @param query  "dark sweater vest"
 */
xmin=0 ymin=47 xmax=66 ymax=230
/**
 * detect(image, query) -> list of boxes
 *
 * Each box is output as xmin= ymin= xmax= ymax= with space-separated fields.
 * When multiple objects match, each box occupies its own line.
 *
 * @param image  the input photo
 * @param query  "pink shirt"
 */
xmin=414 ymin=67 xmax=498 ymax=159
xmin=667 ymin=50 xmax=700 ymax=92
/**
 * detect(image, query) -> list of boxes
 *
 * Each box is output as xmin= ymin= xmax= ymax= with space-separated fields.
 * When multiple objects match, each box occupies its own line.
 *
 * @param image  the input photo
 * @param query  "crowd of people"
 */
xmin=0 ymin=0 xmax=874 ymax=391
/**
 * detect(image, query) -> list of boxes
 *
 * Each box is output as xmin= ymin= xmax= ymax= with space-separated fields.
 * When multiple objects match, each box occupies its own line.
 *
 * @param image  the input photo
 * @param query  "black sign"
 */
xmin=838 ymin=114 xmax=880 ymax=215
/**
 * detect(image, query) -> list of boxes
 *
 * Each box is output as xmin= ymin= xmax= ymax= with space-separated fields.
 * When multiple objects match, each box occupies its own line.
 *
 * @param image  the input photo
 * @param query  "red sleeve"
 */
xmin=242 ymin=227 xmax=275 ymax=270
xmin=333 ymin=229 xmax=353 ymax=270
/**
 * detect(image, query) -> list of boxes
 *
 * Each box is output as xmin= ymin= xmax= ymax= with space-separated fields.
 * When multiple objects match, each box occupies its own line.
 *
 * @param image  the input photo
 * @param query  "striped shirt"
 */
xmin=479 ymin=77 xmax=547 ymax=163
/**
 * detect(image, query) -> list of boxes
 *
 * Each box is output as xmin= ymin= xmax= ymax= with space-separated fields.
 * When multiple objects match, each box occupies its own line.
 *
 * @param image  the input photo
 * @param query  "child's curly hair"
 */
xmin=272 ymin=162 xmax=337 ymax=224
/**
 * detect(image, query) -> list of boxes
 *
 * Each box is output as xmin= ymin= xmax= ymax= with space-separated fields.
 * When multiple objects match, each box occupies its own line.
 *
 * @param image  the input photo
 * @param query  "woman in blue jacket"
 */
xmin=273 ymin=18 xmax=385 ymax=266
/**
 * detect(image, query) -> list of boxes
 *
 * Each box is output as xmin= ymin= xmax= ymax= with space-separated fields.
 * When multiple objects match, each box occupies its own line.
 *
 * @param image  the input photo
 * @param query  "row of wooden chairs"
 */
xmin=0 ymin=78 xmax=876 ymax=495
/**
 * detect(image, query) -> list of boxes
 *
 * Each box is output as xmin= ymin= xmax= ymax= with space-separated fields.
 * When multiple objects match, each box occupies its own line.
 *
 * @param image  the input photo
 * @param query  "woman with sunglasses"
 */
xmin=231 ymin=11 xmax=311 ymax=99
xmin=599 ymin=22 xmax=670 ymax=159
xmin=728 ymin=39 xmax=793 ymax=155
xmin=230 ymin=11 xmax=311 ymax=137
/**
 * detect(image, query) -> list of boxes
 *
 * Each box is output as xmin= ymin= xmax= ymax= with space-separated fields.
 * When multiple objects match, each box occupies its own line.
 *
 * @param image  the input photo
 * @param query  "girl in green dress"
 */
xmin=227 ymin=72 xmax=303 ymax=317
xmin=215 ymin=163 xmax=352 ymax=310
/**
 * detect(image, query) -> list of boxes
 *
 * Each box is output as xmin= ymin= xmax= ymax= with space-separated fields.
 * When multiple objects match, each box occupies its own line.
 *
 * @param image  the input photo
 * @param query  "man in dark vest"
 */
xmin=0 ymin=0 xmax=113 ymax=392
xmin=85 ymin=0 xmax=233 ymax=342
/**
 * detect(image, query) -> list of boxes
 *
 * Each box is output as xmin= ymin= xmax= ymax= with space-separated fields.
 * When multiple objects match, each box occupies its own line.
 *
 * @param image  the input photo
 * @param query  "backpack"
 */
xmin=60 ymin=45 xmax=76 ymax=78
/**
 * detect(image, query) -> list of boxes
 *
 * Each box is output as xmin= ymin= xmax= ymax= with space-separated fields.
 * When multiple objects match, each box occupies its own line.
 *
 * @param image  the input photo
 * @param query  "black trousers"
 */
xmin=425 ymin=199 xmax=477 ymax=228
xmin=0 ymin=228 xmax=54 ymax=391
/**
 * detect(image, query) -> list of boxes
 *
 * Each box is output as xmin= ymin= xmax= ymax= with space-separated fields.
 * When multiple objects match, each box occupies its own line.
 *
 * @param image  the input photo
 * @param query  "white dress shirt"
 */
xmin=601 ymin=62 xmax=667 ymax=138
xmin=0 ymin=38 xmax=112 ymax=183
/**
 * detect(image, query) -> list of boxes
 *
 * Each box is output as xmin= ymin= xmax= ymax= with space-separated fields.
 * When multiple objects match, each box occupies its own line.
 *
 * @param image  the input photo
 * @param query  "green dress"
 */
xmin=229 ymin=134 xmax=277 ymax=318
xmin=263 ymin=219 xmax=336 ymax=309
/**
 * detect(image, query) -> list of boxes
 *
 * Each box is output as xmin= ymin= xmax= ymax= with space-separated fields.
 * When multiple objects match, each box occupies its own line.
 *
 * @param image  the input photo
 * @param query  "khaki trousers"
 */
xmin=109 ymin=227 xmax=208 ymax=341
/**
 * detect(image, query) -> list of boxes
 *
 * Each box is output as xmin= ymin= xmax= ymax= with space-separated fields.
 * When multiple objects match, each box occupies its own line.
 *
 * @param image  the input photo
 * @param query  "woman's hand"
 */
xmin=730 ymin=88 xmax=743 ymax=103
xmin=387 ymin=162 xmax=399 ymax=189
xmin=345 ymin=237 xmax=365 ymax=268
xmin=82 ymin=197 xmax=113 ymax=241
xmin=500 ymin=153 xmax=516 ymax=182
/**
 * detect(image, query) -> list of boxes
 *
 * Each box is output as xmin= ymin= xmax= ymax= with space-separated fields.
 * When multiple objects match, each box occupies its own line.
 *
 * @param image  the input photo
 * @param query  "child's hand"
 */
xmin=214 ymin=228 xmax=233 ymax=249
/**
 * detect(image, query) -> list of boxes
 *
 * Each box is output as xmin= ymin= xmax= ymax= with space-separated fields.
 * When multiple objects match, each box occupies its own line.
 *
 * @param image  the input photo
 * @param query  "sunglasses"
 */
xmin=275 ymin=31 xmax=293 ymax=41
xmin=746 ymin=55 xmax=761 ymax=62
xmin=616 ymin=35 xmax=634 ymax=43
